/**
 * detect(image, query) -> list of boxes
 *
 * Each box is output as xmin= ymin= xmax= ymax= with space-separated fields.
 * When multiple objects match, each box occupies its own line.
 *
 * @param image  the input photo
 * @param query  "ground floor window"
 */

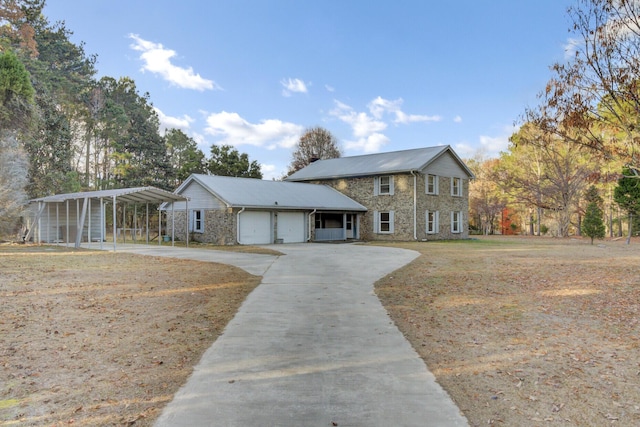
xmin=451 ymin=210 xmax=462 ymax=233
xmin=374 ymin=210 xmax=394 ymax=234
xmin=191 ymin=209 xmax=204 ymax=233
xmin=426 ymin=210 xmax=439 ymax=234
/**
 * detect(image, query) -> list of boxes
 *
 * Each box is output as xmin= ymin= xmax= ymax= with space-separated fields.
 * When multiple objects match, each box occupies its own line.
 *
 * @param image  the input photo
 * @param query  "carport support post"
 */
xmin=100 ymin=198 xmax=104 ymax=250
xmin=171 ymin=202 xmax=175 ymax=246
xmin=133 ymin=204 xmax=137 ymax=243
xmin=66 ymin=200 xmax=69 ymax=247
xmin=122 ymin=204 xmax=126 ymax=244
xmin=55 ymin=203 xmax=59 ymax=245
xmin=158 ymin=210 xmax=161 ymax=246
xmin=87 ymin=198 xmax=92 ymax=248
xmin=146 ymin=203 xmax=149 ymax=244
xmin=112 ymin=195 xmax=117 ymax=252
xmin=185 ymin=200 xmax=189 ymax=247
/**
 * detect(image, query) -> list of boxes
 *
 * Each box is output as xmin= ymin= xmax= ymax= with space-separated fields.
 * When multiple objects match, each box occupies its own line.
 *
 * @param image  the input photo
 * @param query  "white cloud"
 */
xmin=454 ymin=115 xmax=463 ymax=123
xmin=564 ymin=37 xmax=581 ymax=60
xmin=330 ymin=101 xmax=387 ymax=137
xmin=325 ymin=84 xmax=335 ymax=92
xmin=154 ymin=107 xmax=194 ymax=133
xmin=330 ymin=100 xmax=389 ymax=153
xmin=129 ymin=34 xmax=218 ymax=91
xmin=344 ymin=133 xmax=390 ymax=153
xmin=281 ymin=78 xmax=307 ymax=97
xmin=479 ymin=134 xmax=509 ymax=154
xmin=204 ymin=111 xmax=304 ymax=149
xmin=367 ymin=96 xmax=441 ymax=124
xmin=260 ymin=164 xmax=280 ymax=180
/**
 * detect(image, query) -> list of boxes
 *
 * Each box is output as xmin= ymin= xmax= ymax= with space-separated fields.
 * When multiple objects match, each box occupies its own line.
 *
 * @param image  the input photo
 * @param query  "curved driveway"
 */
xmin=113 ymin=243 xmax=468 ymax=426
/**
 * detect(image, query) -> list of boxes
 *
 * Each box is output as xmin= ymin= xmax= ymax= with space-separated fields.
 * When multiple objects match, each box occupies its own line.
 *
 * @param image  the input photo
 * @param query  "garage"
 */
xmin=239 ymin=211 xmax=272 ymax=244
xmin=277 ymin=212 xmax=306 ymax=243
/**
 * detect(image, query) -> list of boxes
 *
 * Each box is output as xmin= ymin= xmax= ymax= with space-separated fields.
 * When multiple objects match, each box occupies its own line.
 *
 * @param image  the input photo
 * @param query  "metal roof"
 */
xmin=30 ymin=187 xmax=189 ymax=204
xmin=177 ymin=175 xmax=367 ymax=211
xmin=286 ymin=145 xmax=474 ymax=181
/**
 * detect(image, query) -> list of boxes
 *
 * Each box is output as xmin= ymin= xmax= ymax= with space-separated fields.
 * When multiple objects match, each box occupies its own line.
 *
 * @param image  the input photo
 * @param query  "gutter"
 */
xmin=307 ymin=209 xmax=317 ymax=242
xmin=411 ymin=171 xmax=417 ymax=240
xmin=236 ymin=207 xmax=246 ymax=244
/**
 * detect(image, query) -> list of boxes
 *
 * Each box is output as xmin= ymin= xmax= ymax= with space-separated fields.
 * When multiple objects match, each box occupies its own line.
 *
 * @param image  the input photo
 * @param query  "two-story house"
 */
xmin=29 ymin=146 xmax=473 ymax=246
xmin=286 ymin=145 xmax=475 ymax=241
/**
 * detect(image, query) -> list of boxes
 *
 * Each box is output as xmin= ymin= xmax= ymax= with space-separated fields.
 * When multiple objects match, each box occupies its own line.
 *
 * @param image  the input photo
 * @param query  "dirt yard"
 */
xmin=375 ymin=236 xmax=640 ymax=427
xmin=0 ymin=244 xmax=262 ymax=426
xmin=2 ymin=238 xmax=639 ymax=427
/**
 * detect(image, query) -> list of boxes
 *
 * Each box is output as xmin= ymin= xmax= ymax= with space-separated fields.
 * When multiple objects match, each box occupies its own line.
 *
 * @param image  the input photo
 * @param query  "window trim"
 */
xmin=191 ymin=209 xmax=204 ymax=233
xmin=374 ymin=210 xmax=395 ymax=234
xmin=426 ymin=210 xmax=439 ymax=234
xmin=451 ymin=177 xmax=462 ymax=197
xmin=374 ymin=175 xmax=394 ymax=196
xmin=426 ymin=174 xmax=439 ymax=195
xmin=451 ymin=210 xmax=462 ymax=234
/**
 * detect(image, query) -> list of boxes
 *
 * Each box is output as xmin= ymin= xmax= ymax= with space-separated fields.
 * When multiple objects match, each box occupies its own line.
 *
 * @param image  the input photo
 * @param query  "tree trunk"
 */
xmin=627 ymin=213 xmax=633 ymax=245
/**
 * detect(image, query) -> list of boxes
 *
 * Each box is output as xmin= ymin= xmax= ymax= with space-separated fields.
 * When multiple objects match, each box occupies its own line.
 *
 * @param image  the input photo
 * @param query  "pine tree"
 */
xmin=582 ymin=201 xmax=605 ymax=244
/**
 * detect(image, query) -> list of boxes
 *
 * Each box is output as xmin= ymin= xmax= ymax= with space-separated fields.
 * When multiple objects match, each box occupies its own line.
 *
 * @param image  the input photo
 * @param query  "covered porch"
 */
xmin=314 ymin=212 xmax=361 ymax=241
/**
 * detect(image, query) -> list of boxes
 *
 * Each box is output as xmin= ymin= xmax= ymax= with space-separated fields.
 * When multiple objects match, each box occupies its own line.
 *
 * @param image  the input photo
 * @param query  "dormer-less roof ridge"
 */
xmin=285 ymin=145 xmax=474 ymax=181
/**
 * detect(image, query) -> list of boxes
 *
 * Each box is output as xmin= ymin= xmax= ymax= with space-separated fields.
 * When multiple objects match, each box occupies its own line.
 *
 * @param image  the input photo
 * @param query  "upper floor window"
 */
xmin=451 ymin=177 xmax=462 ymax=197
xmin=374 ymin=176 xmax=394 ymax=196
xmin=451 ymin=211 xmax=462 ymax=233
xmin=426 ymin=174 xmax=439 ymax=195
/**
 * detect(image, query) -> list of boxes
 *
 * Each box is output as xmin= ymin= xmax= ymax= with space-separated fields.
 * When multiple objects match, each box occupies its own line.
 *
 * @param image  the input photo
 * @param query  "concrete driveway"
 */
xmin=110 ymin=243 xmax=468 ymax=426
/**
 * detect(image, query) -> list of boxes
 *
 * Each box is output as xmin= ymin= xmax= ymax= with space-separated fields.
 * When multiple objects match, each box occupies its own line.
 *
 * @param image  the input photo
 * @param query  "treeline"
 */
xmin=466 ymin=0 xmax=640 ymax=241
xmin=0 ymin=0 xmax=261 ymax=205
xmin=467 ymin=1 xmax=640 ymax=241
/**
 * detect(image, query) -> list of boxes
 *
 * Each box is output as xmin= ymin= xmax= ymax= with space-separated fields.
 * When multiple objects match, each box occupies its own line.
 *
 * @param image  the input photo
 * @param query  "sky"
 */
xmin=44 ymin=1 xmax=575 ymax=180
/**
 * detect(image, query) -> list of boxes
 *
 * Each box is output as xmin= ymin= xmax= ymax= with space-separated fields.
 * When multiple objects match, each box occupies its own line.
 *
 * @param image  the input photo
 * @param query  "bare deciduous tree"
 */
xmin=287 ymin=127 xmax=341 ymax=175
xmin=0 ymin=131 xmax=29 ymax=237
xmin=526 ymin=0 xmax=640 ymax=174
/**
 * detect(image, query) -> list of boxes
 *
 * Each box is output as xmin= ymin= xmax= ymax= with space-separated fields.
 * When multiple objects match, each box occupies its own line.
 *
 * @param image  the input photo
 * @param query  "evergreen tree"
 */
xmin=207 ymin=144 xmax=262 ymax=179
xmin=165 ymin=128 xmax=206 ymax=188
xmin=582 ymin=186 xmax=605 ymax=244
xmin=614 ymin=168 xmax=640 ymax=244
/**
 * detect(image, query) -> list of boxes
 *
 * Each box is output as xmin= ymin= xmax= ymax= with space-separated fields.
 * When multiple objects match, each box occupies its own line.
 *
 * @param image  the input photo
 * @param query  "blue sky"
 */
xmin=44 ymin=1 xmax=573 ymax=180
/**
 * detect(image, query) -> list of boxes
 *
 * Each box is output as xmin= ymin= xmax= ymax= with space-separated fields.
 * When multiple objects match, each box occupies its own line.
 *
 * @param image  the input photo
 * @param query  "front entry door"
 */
xmin=346 ymin=214 xmax=354 ymax=239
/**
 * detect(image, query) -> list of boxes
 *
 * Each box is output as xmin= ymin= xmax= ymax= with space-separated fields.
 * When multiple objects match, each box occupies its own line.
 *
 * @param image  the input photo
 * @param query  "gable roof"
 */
xmin=285 ymin=145 xmax=474 ymax=181
xmin=169 ymin=174 xmax=367 ymax=211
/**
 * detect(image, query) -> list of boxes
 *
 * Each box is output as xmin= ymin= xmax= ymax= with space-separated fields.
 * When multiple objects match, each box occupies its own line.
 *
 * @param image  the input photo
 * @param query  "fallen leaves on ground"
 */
xmin=0 ymin=244 xmax=260 ymax=426
xmin=375 ymin=236 xmax=640 ymax=427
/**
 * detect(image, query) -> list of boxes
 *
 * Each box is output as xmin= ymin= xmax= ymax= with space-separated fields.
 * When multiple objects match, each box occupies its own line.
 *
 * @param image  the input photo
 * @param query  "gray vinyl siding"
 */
xmin=422 ymin=152 xmax=470 ymax=178
xmin=168 ymin=181 xmax=226 ymax=210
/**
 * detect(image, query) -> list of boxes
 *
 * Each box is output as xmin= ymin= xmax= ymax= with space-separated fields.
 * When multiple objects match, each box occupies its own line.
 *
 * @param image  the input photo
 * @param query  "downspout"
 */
xmin=308 ymin=209 xmax=316 ymax=242
xmin=411 ymin=171 xmax=417 ymax=240
xmin=236 ymin=207 xmax=246 ymax=244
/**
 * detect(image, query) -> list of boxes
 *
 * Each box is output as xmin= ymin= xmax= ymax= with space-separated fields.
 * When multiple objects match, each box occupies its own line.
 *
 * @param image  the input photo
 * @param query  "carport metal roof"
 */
xmin=31 ymin=187 xmax=188 ymax=204
xmin=29 ymin=187 xmax=189 ymax=250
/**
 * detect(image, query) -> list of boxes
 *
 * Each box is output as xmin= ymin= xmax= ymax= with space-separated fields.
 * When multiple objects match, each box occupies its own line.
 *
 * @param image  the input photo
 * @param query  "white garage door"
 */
xmin=239 ymin=211 xmax=272 ymax=244
xmin=277 ymin=212 xmax=306 ymax=243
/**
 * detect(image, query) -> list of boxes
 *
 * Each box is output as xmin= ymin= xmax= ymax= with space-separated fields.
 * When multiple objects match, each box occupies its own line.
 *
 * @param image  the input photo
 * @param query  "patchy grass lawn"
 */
xmin=0 ymin=244 xmax=261 ymax=426
xmin=375 ymin=236 xmax=640 ymax=426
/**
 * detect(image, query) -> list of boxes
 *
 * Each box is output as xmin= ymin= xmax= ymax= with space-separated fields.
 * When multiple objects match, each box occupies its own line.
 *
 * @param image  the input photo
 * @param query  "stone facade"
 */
xmin=168 ymin=207 xmax=238 ymax=245
xmin=311 ymin=172 xmax=469 ymax=241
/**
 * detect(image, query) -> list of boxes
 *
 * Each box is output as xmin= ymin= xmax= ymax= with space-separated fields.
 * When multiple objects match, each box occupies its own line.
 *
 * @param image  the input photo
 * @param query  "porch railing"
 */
xmin=315 ymin=228 xmax=346 ymax=241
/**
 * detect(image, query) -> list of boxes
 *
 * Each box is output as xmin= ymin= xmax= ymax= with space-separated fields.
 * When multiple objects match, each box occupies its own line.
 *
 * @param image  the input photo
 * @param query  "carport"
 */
xmin=29 ymin=187 xmax=190 ymax=251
